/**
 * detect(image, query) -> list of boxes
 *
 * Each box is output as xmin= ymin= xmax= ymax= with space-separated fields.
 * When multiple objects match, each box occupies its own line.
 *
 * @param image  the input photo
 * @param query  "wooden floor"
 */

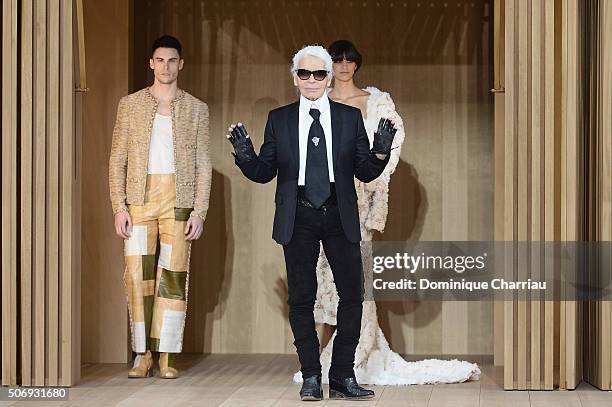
xmin=3 ymin=354 xmax=612 ymax=406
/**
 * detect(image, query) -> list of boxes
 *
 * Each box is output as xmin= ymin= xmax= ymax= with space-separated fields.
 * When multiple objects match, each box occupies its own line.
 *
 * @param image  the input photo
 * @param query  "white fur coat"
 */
xmin=314 ymin=86 xmax=405 ymax=326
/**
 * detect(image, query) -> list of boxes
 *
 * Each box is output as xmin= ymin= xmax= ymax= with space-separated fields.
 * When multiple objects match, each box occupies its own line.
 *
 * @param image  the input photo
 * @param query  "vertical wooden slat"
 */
xmin=493 ymin=94 xmax=505 ymax=366
xmin=60 ymin=0 xmax=78 ymax=386
xmin=602 ymin=0 xmax=612 ymax=389
xmin=560 ymin=0 xmax=580 ymax=388
xmin=559 ymin=0 xmax=569 ymax=390
xmin=559 ymin=299 xmax=567 ymax=386
xmin=503 ymin=0 xmax=516 ymax=390
xmin=583 ymin=0 xmax=597 ymax=388
xmin=33 ymin=0 xmax=47 ymax=386
xmin=530 ymin=0 xmax=542 ymax=390
xmin=595 ymin=0 xmax=607 ymax=387
xmin=493 ymin=0 xmax=506 ymax=369
xmin=595 ymin=0 xmax=612 ymax=389
xmin=516 ymin=0 xmax=530 ymax=389
xmin=1 ymin=0 xmax=19 ymax=386
xmin=46 ymin=0 xmax=60 ymax=387
xmin=583 ymin=0 xmax=609 ymax=390
xmin=560 ymin=0 xmax=582 ymax=390
xmin=605 ymin=303 xmax=611 ymax=389
xmin=543 ymin=0 xmax=556 ymax=391
xmin=20 ymin=0 xmax=34 ymax=387
xmin=492 ymin=0 xmax=505 ymax=92
xmin=596 ymin=0 xmax=612 ymax=390
xmin=75 ymin=0 xmax=87 ymax=90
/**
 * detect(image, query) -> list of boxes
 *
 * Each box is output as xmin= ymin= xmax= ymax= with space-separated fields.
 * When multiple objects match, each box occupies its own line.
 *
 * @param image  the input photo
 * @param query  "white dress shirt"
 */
xmin=147 ymin=113 xmax=175 ymax=174
xmin=298 ymin=92 xmax=335 ymax=185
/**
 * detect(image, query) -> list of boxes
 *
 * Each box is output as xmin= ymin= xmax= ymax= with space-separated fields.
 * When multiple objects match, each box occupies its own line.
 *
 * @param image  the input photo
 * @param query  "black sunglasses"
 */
xmin=295 ymin=69 xmax=329 ymax=81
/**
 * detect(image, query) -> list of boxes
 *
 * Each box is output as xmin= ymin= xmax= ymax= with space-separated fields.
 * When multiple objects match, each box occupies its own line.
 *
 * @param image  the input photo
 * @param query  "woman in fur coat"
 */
xmin=294 ymin=40 xmax=481 ymax=385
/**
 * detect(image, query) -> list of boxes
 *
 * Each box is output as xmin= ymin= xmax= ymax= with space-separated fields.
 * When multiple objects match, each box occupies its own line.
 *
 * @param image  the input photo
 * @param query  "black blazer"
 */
xmin=236 ymin=99 xmax=390 ymax=245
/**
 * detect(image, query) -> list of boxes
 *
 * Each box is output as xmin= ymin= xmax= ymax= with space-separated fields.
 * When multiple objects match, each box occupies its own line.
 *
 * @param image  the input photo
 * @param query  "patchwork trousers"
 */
xmin=123 ymin=174 xmax=192 ymax=353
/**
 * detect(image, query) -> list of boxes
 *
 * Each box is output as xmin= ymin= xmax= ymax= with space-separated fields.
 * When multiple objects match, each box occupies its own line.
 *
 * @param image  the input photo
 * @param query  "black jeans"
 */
xmin=282 ymin=202 xmax=363 ymax=379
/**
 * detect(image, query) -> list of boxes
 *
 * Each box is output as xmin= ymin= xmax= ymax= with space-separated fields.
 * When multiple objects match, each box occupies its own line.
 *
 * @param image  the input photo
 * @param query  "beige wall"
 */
xmin=81 ymin=0 xmax=131 ymax=363
xmin=81 ymin=0 xmax=495 ymax=359
xmin=133 ymin=0 xmax=495 ymax=356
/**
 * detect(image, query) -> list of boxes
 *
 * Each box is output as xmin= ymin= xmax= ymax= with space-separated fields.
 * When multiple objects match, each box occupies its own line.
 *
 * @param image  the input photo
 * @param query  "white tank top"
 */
xmin=147 ymin=113 xmax=175 ymax=174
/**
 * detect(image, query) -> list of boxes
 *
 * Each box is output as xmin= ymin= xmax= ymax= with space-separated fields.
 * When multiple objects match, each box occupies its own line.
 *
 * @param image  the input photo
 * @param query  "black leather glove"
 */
xmin=372 ymin=118 xmax=397 ymax=156
xmin=228 ymin=124 xmax=256 ymax=162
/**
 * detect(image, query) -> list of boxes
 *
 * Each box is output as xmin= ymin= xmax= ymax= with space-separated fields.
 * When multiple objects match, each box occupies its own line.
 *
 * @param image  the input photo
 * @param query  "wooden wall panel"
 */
xmin=498 ymin=0 xmax=583 ymax=390
xmin=1 ymin=0 xmax=81 ymax=387
xmin=1 ymin=0 xmax=19 ymax=387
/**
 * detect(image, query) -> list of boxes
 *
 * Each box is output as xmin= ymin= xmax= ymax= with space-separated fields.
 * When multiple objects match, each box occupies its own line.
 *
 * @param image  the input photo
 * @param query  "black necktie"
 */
xmin=305 ymin=108 xmax=330 ymax=208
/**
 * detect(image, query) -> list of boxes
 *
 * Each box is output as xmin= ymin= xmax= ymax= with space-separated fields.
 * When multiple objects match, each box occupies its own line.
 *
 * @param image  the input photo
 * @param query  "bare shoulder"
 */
xmin=349 ymin=91 xmax=370 ymax=113
xmin=357 ymin=89 xmax=371 ymax=98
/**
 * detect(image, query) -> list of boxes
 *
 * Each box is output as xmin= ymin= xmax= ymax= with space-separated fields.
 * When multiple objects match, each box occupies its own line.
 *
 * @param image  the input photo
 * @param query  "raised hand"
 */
xmin=372 ymin=118 xmax=398 ymax=156
xmin=226 ymin=123 xmax=256 ymax=162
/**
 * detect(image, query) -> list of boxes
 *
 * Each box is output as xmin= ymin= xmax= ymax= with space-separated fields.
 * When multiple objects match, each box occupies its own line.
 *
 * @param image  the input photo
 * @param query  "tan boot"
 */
xmin=128 ymin=351 xmax=153 ymax=378
xmin=159 ymin=352 xmax=178 ymax=379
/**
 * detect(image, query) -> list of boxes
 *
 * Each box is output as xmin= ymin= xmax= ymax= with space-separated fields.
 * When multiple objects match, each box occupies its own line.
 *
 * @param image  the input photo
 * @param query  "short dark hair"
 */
xmin=327 ymin=40 xmax=362 ymax=72
xmin=151 ymin=35 xmax=182 ymax=57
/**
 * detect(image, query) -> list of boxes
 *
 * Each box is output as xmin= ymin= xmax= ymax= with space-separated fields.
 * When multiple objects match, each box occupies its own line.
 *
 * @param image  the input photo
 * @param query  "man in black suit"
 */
xmin=226 ymin=45 xmax=396 ymax=401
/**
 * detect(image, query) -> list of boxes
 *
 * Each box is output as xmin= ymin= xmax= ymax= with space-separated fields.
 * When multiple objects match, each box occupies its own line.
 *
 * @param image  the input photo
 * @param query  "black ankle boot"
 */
xmin=300 ymin=374 xmax=323 ymax=401
xmin=328 ymin=376 xmax=375 ymax=400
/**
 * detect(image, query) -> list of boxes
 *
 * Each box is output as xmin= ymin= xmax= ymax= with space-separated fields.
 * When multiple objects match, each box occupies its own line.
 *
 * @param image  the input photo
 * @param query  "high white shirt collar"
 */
xmin=299 ymin=92 xmax=330 ymax=115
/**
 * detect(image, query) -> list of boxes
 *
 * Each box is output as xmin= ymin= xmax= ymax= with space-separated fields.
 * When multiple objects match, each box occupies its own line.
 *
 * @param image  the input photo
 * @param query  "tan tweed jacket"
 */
xmin=108 ymin=87 xmax=212 ymax=220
